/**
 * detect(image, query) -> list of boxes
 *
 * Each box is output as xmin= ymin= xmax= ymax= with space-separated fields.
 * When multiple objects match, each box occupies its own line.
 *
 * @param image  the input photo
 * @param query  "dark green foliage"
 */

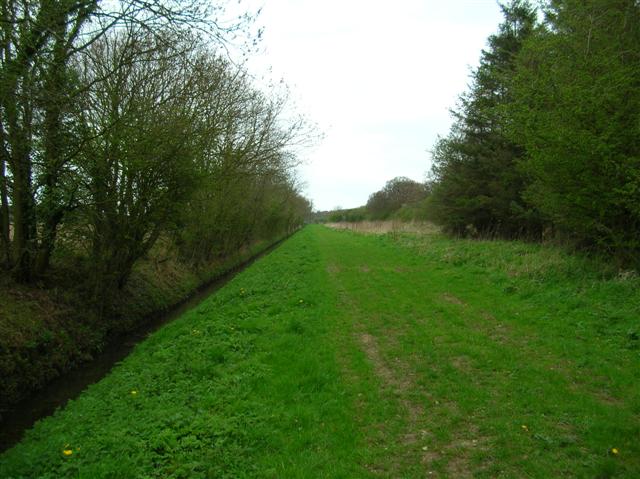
xmin=428 ymin=0 xmax=541 ymax=238
xmin=318 ymin=178 xmax=429 ymax=224
xmin=326 ymin=206 xmax=367 ymax=223
xmin=508 ymin=0 xmax=640 ymax=264
xmin=428 ymin=0 xmax=640 ymax=266
xmin=366 ymin=176 xmax=429 ymax=220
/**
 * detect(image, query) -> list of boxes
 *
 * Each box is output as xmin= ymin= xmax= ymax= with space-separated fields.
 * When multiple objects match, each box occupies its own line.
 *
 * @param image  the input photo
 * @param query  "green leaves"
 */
xmin=429 ymin=0 xmax=640 ymax=266
xmin=508 ymin=0 xmax=640 ymax=264
xmin=428 ymin=1 xmax=541 ymax=238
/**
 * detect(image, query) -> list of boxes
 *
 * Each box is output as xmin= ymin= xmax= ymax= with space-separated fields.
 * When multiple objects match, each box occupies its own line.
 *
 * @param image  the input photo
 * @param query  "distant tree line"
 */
xmin=0 ymin=1 xmax=312 ymax=295
xmin=427 ymin=0 xmax=640 ymax=266
xmin=366 ymin=177 xmax=430 ymax=221
xmin=317 ymin=177 xmax=430 ymax=223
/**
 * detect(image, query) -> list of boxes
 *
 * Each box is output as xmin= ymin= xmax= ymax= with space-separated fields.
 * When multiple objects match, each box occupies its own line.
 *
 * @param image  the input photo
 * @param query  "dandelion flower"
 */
xmin=62 ymin=449 xmax=73 ymax=456
xmin=612 ymin=448 xmax=619 ymax=455
xmin=131 ymin=390 xmax=138 ymax=396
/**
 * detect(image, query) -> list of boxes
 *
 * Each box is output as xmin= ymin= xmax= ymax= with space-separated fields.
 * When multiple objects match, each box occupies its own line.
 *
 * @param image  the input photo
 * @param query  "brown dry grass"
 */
xmin=326 ymin=221 xmax=440 ymax=235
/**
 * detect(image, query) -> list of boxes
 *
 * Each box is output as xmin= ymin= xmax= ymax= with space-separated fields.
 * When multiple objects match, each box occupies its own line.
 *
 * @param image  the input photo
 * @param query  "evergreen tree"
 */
xmin=428 ymin=1 xmax=541 ymax=237
xmin=509 ymin=0 xmax=640 ymax=264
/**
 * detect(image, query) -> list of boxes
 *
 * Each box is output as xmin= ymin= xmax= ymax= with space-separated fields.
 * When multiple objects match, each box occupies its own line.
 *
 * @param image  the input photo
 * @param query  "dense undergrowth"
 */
xmin=0 ymin=236 xmax=284 ymax=415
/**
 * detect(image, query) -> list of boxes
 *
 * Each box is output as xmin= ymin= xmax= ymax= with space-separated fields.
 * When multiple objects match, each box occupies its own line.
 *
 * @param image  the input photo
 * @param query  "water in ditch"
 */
xmin=0 ymin=239 xmax=284 ymax=453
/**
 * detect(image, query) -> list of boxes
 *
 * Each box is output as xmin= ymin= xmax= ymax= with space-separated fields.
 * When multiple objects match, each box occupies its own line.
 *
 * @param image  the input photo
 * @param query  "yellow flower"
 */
xmin=62 ymin=449 xmax=73 ymax=456
xmin=612 ymin=448 xmax=619 ymax=455
xmin=131 ymin=390 xmax=138 ymax=396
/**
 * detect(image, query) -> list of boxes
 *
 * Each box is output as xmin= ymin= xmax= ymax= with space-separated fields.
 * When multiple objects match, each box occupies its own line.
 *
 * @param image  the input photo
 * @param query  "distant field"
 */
xmin=1 ymin=225 xmax=638 ymax=478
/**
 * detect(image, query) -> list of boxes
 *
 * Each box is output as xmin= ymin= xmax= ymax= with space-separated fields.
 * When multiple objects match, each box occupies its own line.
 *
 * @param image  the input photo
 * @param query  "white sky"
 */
xmin=241 ymin=0 xmax=505 ymax=211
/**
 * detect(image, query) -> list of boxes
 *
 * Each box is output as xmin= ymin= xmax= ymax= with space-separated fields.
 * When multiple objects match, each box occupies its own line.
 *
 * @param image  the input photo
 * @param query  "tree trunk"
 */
xmin=0 ymin=151 xmax=10 ymax=269
xmin=3 ymin=54 xmax=36 ymax=282
xmin=35 ymin=29 xmax=68 ymax=276
xmin=34 ymin=209 xmax=63 ymax=276
xmin=11 ymin=155 xmax=35 ymax=282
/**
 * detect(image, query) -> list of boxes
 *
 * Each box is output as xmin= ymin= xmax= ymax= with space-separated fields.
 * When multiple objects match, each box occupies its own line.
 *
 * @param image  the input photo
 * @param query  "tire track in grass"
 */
xmin=323 ymin=226 xmax=640 ymax=477
xmin=321 ymin=226 xmax=630 ymax=477
xmin=323 ymin=231 xmax=490 ymax=478
xmin=332 ymin=292 xmax=433 ymax=476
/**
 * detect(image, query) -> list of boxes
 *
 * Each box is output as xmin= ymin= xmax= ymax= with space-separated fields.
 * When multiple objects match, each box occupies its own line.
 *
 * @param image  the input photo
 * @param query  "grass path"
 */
xmin=1 ymin=225 xmax=639 ymax=477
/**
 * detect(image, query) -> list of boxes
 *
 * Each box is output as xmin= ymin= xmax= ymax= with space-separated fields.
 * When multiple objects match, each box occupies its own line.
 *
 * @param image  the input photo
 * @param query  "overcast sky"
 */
xmin=242 ymin=0 xmax=505 ymax=211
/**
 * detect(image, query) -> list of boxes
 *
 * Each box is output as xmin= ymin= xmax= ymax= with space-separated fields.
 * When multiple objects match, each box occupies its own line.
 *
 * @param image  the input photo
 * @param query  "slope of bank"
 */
xmin=0 ymin=235 xmax=287 ymax=415
xmin=1 ymin=226 xmax=363 ymax=478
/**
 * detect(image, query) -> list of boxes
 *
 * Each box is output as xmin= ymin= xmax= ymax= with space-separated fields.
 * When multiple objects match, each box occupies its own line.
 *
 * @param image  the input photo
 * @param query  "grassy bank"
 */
xmin=0 ymin=236 xmax=285 ymax=414
xmin=1 ymin=225 xmax=639 ymax=477
xmin=1 ymin=227 xmax=363 ymax=478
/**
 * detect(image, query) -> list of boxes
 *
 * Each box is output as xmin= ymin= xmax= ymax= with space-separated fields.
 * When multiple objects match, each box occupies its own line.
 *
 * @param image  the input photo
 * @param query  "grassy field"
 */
xmin=1 ymin=225 xmax=639 ymax=478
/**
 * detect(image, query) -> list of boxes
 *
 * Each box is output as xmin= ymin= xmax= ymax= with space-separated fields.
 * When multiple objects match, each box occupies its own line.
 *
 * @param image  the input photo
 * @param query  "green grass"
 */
xmin=0 ymin=236 xmax=280 ymax=411
xmin=1 ymin=225 xmax=639 ymax=477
